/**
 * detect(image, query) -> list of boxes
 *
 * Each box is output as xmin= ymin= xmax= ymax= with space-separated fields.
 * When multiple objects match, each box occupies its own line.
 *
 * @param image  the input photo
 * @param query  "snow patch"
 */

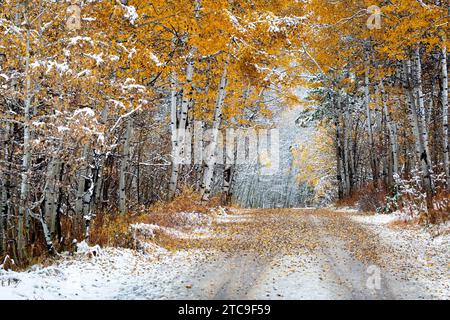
xmin=68 ymin=36 xmax=94 ymax=46
xmin=0 ymin=246 xmax=205 ymax=300
xmin=351 ymin=214 xmax=450 ymax=299
xmin=76 ymin=241 xmax=102 ymax=257
xmin=119 ymin=3 xmax=138 ymax=25
xmin=333 ymin=206 xmax=360 ymax=214
xmin=77 ymin=69 xmax=92 ymax=77
xmin=73 ymin=107 xmax=95 ymax=118
xmin=130 ymin=223 xmax=158 ymax=238
xmin=351 ymin=213 xmax=401 ymax=225
xmin=131 ymin=223 xmax=212 ymax=240
xmin=85 ymin=53 xmax=104 ymax=66
xmin=149 ymin=52 xmax=163 ymax=67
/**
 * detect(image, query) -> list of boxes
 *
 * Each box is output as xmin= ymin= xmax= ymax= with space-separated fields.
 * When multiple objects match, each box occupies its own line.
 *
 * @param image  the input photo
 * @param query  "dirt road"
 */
xmin=133 ymin=209 xmax=444 ymax=300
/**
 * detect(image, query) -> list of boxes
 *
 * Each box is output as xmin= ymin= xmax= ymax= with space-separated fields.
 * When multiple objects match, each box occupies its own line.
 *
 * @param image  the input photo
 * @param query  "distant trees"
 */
xmin=297 ymin=0 xmax=449 ymax=219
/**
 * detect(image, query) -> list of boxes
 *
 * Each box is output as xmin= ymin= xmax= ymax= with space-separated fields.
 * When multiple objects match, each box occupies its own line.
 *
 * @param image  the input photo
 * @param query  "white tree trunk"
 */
xmin=119 ymin=119 xmax=133 ymax=214
xmin=343 ymin=98 xmax=352 ymax=195
xmin=379 ymin=79 xmax=399 ymax=177
xmin=364 ymin=66 xmax=378 ymax=184
xmin=334 ymin=93 xmax=345 ymax=199
xmin=75 ymin=144 xmax=89 ymax=215
xmin=39 ymin=207 xmax=55 ymax=254
xmin=168 ymin=50 xmax=195 ymax=200
xmin=44 ymin=158 xmax=59 ymax=237
xmin=0 ymin=179 xmax=5 ymax=253
xmin=84 ymin=154 xmax=101 ymax=242
xmin=223 ymin=128 xmax=234 ymax=193
xmin=414 ymin=47 xmax=431 ymax=163
xmin=18 ymin=24 xmax=33 ymax=258
xmin=222 ymin=128 xmax=236 ymax=203
xmin=194 ymin=0 xmax=202 ymax=20
xmin=402 ymin=60 xmax=434 ymax=209
xmin=201 ymin=54 xmax=230 ymax=201
xmin=441 ymin=44 xmax=449 ymax=188
xmin=168 ymin=71 xmax=179 ymax=200
xmin=84 ymin=174 xmax=96 ymax=241
xmin=0 ymin=123 xmax=9 ymax=253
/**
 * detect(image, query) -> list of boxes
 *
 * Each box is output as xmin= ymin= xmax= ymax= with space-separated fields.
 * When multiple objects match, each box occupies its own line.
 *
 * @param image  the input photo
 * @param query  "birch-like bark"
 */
xmin=222 ymin=128 xmax=236 ymax=204
xmin=427 ymin=74 xmax=435 ymax=128
xmin=168 ymin=50 xmax=194 ymax=200
xmin=0 ymin=176 xmax=5 ymax=253
xmin=55 ymin=163 xmax=64 ymax=241
xmin=84 ymin=173 xmax=96 ymax=241
xmin=0 ymin=123 xmax=9 ymax=253
xmin=75 ymin=144 xmax=89 ymax=215
xmin=414 ymin=48 xmax=431 ymax=163
xmin=18 ymin=22 xmax=33 ymax=258
xmin=343 ymin=98 xmax=352 ymax=196
xmin=379 ymin=79 xmax=399 ymax=177
xmin=201 ymin=54 xmax=230 ymax=201
xmin=364 ymin=66 xmax=378 ymax=185
xmin=84 ymin=152 xmax=101 ymax=242
xmin=402 ymin=60 xmax=434 ymax=209
xmin=44 ymin=157 xmax=59 ymax=236
xmin=194 ymin=0 xmax=202 ymax=20
xmin=38 ymin=207 xmax=55 ymax=254
xmin=441 ymin=44 xmax=449 ymax=188
xmin=334 ymin=94 xmax=344 ymax=199
xmin=349 ymin=99 xmax=358 ymax=187
xmin=168 ymin=71 xmax=179 ymax=200
xmin=223 ymin=129 xmax=234 ymax=193
xmin=119 ymin=119 xmax=133 ymax=214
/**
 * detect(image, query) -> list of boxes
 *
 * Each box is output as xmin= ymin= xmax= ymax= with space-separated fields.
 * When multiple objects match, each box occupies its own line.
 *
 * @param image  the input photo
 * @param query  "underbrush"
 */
xmin=389 ymin=172 xmax=450 ymax=225
xmin=335 ymin=184 xmax=388 ymax=212
xmin=1 ymin=187 xmax=225 ymax=271
xmin=335 ymin=179 xmax=449 ymax=228
xmin=137 ymin=187 xmax=223 ymax=228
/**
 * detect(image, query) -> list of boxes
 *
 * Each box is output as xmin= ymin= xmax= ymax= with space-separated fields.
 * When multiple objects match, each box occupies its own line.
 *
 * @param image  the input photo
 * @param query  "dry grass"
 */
xmin=1 ymin=187 xmax=225 ymax=270
xmin=335 ymin=193 xmax=359 ymax=207
xmin=138 ymin=187 xmax=222 ymax=228
xmin=427 ymin=191 xmax=450 ymax=225
xmin=149 ymin=187 xmax=222 ymax=214
xmin=336 ymin=184 xmax=388 ymax=212
xmin=388 ymin=218 xmax=421 ymax=229
xmin=88 ymin=188 xmax=223 ymax=249
xmin=89 ymin=212 xmax=137 ymax=248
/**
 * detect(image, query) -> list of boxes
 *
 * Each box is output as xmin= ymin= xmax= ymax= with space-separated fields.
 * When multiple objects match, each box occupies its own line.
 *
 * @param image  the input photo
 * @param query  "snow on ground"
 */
xmin=175 ymin=211 xmax=212 ymax=227
xmin=0 ymin=243 xmax=209 ymax=300
xmin=131 ymin=212 xmax=213 ymax=241
xmin=350 ymin=213 xmax=450 ymax=299
xmin=0 ymin=211 xmax=219 ymax=300
xmin=214 ymin=214 xmax=253 ymax=224
xmin=333 ymin=206 xmax=360 ymax=214
xmin=0 ymin=209 xmax=247 ymax=300
xmin=210 ymin=207 xmax=254 ymax=224
xmin=154 ymin=225 xmax=212 ymax=240
xmin=248 ymin=254 xmax=348 ymax=299
xmin=351 ymin=212 xmax=402 ymax=225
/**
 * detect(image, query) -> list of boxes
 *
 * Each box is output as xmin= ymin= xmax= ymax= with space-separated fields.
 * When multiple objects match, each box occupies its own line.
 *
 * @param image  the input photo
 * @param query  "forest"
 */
xmin=0 ymin=0 xmax=449 ymax=299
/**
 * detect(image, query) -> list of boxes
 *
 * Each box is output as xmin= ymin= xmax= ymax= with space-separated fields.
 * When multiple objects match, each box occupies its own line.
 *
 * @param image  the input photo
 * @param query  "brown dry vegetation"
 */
xmin=138 ymin=187 xmax=223 ymax=227
xmin=1 ymin=188 xmax=227 ymax=270
xmin=89 ymin=187 xmax=229 ymax=247
xmin=336 ymin=184 xmax=389 ymax=212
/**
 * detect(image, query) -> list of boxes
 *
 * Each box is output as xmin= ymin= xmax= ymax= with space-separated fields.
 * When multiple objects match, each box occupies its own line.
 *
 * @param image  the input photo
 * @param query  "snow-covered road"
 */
xmin=1 ymin=209 xmax=449 ymax=300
